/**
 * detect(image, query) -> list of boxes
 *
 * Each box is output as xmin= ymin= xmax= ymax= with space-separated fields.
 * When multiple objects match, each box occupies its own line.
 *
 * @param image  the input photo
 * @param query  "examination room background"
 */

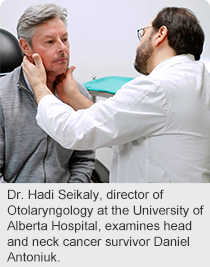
xmin=1 ymin=0 xmax=210 ymax=170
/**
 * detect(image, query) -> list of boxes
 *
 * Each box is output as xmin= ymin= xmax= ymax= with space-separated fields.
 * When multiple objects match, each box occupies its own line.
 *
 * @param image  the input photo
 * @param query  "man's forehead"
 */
xmin=42 ymin=32 xmax=68 ymax=38
xmin=33 ymin=19 xmax=67 ymax=37
xmin=36 ymin=18 xmax=66 ymax=30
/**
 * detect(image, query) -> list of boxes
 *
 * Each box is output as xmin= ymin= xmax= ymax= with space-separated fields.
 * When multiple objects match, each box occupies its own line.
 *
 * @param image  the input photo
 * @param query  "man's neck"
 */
xmin=148 ymin=46 xmax=177 ymax=74
xmin=46 ymin=76 xmax=56 ymax=94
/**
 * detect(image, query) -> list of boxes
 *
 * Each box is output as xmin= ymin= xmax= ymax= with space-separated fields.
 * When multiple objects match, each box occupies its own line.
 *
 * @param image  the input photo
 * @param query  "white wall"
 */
xmin=1 ymin=0 xmax=210 ymax=82
xmin=1 ymin=0 xmax=210 ymax=169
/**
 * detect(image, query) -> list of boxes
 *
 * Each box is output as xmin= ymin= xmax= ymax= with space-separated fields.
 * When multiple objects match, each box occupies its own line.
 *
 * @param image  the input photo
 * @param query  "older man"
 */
xmin=0 ymin=3 xmax=95 ymax=183
xmin=23 ymin=7 xmax=210 ymax=183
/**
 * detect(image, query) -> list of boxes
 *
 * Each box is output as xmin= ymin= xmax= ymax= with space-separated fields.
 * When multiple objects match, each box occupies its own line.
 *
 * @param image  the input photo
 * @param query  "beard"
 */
xmin=134 ymin=37 xmax=154 ymax=75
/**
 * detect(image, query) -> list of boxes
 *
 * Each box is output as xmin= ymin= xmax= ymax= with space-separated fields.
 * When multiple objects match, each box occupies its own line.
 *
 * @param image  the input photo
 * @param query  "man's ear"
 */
xmin=154 ymin=26 xmax=168 ymax=47
xmin=19 ymin=38 xmax=33 ymax=57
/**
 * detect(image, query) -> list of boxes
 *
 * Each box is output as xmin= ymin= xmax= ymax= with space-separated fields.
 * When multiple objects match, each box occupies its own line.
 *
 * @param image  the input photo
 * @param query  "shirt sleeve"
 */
xmin=36 ymin=78 xmax=168 ymax=150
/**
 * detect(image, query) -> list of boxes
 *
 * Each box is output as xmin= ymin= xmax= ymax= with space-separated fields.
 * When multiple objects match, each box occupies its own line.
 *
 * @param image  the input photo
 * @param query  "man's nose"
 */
xmin=57 ymin=39 xmax=67 ymax=52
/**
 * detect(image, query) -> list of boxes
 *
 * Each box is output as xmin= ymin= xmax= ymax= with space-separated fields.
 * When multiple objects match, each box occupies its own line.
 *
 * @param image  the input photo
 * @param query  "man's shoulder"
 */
xmin=0 ymin=67 xmax=21 ymax=93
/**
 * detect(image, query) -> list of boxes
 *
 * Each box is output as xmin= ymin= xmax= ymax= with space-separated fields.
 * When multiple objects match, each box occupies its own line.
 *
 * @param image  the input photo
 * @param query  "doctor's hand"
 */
xmin=55 ymin=66 xmax=79 ymax=104
xmin=56 ymin=66 xmax=94 ymax=111
xmin=22 ymin=54 xmax=52 ymax=104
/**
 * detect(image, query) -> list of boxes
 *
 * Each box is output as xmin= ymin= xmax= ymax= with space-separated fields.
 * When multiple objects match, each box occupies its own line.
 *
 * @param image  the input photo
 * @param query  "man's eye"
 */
xmin=46 ymin=40 xmax=54 ymax=44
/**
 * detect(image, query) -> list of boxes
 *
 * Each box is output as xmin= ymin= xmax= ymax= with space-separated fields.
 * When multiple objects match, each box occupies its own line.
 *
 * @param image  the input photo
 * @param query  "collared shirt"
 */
xmin=23 ymin=72 xmax=59 ymax=98
xmin=36 ymin=55 xmax=210 ymax=183
xmin=23 ymin=72 xmax=33 ymax=94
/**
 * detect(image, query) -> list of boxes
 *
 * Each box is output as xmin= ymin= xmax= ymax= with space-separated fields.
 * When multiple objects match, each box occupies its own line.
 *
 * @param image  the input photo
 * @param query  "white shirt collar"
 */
xmin=151 ymin=54 xmax=195 ymax=76
xmin=23 ymin=71 xmax=34 ymax=95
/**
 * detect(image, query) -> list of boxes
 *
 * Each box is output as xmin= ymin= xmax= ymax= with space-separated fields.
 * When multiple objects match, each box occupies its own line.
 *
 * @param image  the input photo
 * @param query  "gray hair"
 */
xmin=17 ymin=3 xmax=67 ymax=46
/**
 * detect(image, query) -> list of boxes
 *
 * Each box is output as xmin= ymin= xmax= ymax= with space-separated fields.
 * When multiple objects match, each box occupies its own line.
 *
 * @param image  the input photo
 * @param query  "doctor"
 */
xmin=23 ymin=7 xmax=210 ymax=183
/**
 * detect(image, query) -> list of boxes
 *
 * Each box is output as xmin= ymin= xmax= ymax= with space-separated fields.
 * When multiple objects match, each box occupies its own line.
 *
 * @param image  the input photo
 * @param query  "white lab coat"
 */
xmin=36 ymin=54 xmax=210 ymax=183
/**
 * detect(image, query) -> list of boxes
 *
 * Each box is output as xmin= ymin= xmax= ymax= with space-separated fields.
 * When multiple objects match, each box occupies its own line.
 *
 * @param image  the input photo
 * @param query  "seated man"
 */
xmin=0 ymin=3 xmax=95 ymax=183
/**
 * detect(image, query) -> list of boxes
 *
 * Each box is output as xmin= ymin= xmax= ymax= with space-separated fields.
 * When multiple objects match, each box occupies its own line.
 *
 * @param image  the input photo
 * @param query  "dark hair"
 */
xmin=152 ymin=7 xmax=204 ymax=60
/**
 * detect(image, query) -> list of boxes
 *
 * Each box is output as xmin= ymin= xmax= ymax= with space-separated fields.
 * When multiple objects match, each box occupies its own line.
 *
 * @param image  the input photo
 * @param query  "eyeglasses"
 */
xmin=137 ymin=26 xmax=152 ymax=41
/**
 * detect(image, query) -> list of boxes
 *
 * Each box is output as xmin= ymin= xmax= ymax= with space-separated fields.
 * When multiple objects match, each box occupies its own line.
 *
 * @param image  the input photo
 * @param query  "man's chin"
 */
xmin=48 ymin=66 xmax=69 ymax=77
xmin=58 ymin=68 xmax=68 ymax=75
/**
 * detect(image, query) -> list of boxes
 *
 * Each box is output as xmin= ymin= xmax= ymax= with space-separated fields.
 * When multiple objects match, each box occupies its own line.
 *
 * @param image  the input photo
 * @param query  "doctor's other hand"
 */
xmin=22 ymin=54 xmax=52 ymax=104
xmin=55 ymin=66 xmax=79 ymax=105
xmin=56 ymin=66 xmax=94 ymax=110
